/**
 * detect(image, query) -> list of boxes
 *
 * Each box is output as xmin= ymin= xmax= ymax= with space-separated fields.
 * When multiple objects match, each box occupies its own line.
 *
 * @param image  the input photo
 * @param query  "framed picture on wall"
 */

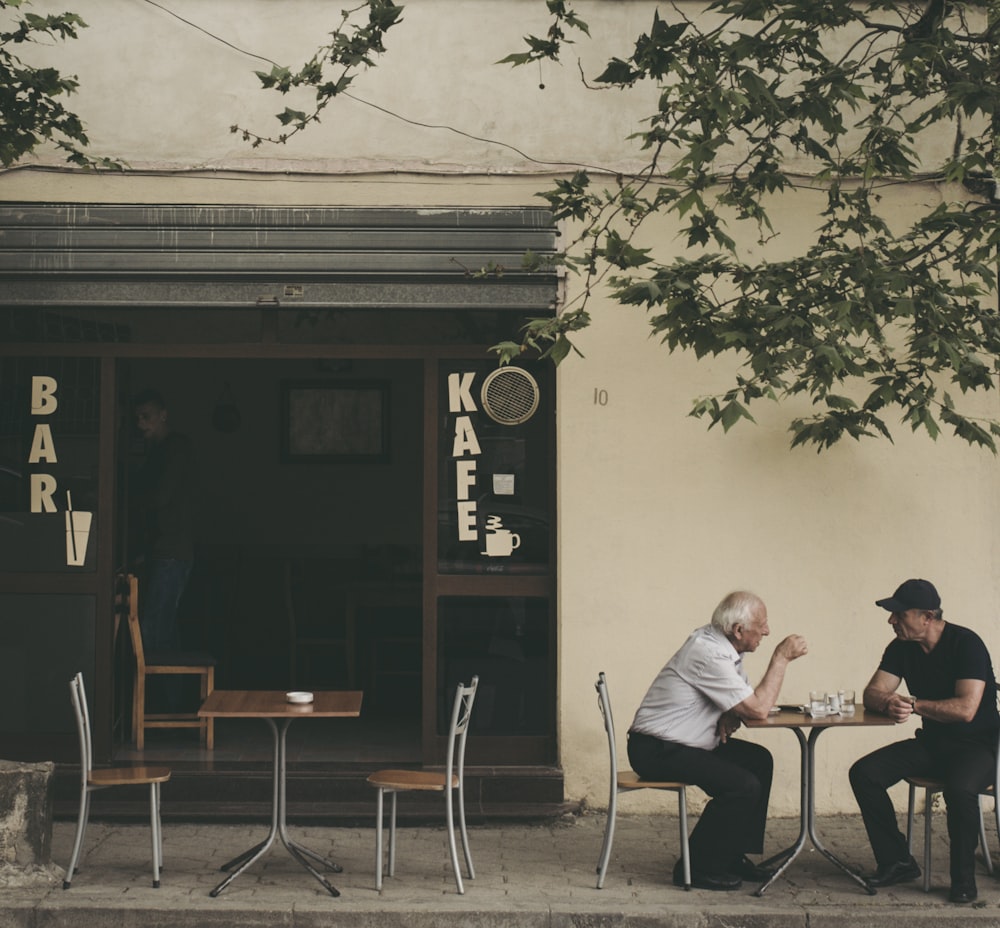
xmin=281 ymin=380 xmax=390 ymax=463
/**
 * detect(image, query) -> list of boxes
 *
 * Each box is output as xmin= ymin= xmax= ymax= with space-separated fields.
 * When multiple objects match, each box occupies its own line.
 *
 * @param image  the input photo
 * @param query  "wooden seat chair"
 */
xmin=367 ymin=676 xmax=479 ymax=893
xmin=904 ymin=685 xmax=1000 ymax=891
xmin=121 ymin=572 xmax=216 ymax=749
xmin=64 ymin=672 xmax=171 ymax=889
xmin=595 ymin=671 xmax=693 ymax=890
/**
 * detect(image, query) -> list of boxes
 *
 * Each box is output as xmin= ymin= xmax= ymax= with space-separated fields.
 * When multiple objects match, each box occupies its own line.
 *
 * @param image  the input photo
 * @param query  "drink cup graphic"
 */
xmin=65 ymin=510 xmax=93 ymax=566
xmin=484 ymin=529 xmax=521 ymax=557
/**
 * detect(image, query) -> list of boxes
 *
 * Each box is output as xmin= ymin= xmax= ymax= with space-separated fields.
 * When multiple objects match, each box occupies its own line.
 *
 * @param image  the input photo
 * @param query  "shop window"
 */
xmin=437 ymin=596 xmax=551 ymax=736
xmin=0 ymin=358 xmax=99 ymax=572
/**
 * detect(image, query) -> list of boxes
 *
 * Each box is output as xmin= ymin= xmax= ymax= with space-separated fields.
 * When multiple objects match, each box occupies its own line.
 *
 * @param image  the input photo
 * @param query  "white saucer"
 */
xmin=286 ymin=691 xmax=314 ymax=705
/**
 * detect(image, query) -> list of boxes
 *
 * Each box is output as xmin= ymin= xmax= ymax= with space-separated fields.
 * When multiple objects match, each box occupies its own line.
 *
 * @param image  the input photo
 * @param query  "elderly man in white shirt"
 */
xmin=628 ymin=590 xmax=808 ymax=891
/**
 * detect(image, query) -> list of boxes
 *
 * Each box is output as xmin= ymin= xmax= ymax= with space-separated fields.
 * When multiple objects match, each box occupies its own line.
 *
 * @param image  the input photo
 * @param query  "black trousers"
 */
xmin=849 ymin=734 xmax=995 ymax=884
xmin=627 ymin=730 xmax=773 ymax=874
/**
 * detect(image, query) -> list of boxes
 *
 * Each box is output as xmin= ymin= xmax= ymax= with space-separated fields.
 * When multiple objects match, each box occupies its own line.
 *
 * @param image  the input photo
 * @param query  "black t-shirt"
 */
xmin=138 ymin=431 xmax=196 ymax=561
xmin=879 ymin=622 xmax=999 ymax=745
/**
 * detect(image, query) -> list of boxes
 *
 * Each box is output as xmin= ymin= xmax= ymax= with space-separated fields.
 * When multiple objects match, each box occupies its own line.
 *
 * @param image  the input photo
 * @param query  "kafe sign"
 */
xmin=447 ymin=372 xmax=519 ymax=558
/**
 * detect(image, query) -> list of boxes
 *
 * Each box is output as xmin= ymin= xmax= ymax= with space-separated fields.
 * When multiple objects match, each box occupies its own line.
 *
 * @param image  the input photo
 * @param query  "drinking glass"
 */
xmin=809 ymin=690 xmax=828 ymax=717
xmin=839 ymin=689 xmax=856 ymax=715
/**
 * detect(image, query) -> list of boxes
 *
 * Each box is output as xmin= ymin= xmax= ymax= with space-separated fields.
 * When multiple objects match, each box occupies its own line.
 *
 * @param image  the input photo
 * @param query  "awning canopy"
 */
xmin=0 ymin=204 xmax=559 ymax=311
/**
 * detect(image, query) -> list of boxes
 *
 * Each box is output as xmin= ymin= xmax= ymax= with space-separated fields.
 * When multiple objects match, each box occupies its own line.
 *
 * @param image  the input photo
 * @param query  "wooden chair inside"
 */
xmin=64 ymin=672 xmax=171 ymax=889
xmin=594 ymin=671 xmax=693 ymax=890
xmin=367 ymin=676 xmax=479 ymax=894
xmin=121 ymin=572 xmax=216 ymax=750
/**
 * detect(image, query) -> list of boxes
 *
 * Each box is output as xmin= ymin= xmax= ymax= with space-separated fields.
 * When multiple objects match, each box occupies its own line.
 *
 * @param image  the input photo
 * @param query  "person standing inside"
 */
xmin=134 ymin=388 xmax=197 ymax=655
xmin=849 ymin=578 xmax=999 ymax=904
xmin=627 ymin=590 xmax=808 ymax=890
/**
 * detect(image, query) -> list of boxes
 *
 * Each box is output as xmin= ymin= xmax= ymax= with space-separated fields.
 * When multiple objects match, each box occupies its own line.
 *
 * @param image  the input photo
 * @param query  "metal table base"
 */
xmin=755 ymin=725 xmax=874 ymax=896
xmin=210 ymin=718 xmax=343 ymax=897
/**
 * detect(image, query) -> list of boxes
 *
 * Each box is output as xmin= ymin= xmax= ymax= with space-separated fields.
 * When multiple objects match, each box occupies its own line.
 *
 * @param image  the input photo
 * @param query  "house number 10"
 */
xmin=593 ymin=388 xmax=608 ymax=406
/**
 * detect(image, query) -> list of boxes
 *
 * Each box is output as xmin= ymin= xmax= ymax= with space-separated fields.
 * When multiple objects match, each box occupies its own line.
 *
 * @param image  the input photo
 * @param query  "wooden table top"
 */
xmin=746 ymin=707 xmax=898 ymax=730
xmin=198 ymin=689 xmax=363 ymax=718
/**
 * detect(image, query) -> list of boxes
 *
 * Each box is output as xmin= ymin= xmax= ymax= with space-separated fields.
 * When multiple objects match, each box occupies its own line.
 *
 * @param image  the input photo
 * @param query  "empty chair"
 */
xmin=905 ymin=685 xmax=1000 ymax=891
xmin=367 ymin=676 xmax=478 ymax=893
xmin=595 ymin=671 xmax=693 ymax=890
xmin=122 ymin=572 xmax=216 ymax=749
xmin=64 ymin=672 xmax=171 ymax=889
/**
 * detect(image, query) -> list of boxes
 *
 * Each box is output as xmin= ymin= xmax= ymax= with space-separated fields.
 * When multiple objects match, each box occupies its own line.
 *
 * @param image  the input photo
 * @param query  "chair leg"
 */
xmin=203 ymin=670 xmax=215 ymax=749
xmin=678 ymin=788 xmax=692 ymax=891
xmin=388 ymin=791 xmax=398 ymax=878
xmin=994 ymin=793 xmax=1000 ymax=876
xmin=905 ymin=782 xmax=916 ymax=856
xmin=63 ymin=789 xmax=91 ymax=889
xmin=595 ymin=788 xmax=617 ymax=889
xmin=922 ymin=788 xmax=933 ymax=892
xmin=457 ymin=779 xmax=475 ymax=880
xmin=978 ymin=797 xmax=993 ymax=875
xmin=445 ymin=785 xmax=464 ymax=894
xmin=133 ymin=677 xmax=145 ymax=751
xmin=150 ymin=782 xmax=162 ymax=888
xmin=374 ymin=788 xmax=384 ymax=890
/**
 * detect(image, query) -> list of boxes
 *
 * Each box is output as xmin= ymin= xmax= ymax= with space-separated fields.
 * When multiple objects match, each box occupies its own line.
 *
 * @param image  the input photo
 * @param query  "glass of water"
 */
xmin=809 ymin=690 xmax=829 ymax=717
xmin=839 ymin=689 xmax=856 ymax=715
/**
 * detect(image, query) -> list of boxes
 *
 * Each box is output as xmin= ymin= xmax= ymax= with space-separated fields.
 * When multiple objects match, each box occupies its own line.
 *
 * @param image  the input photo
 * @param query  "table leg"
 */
xmin=274 ymin=720 xmax=343 ymax=896
xmin=210 ymin=719 xmax=281 ymax=897
xmin=755 ymin=728 xmax=809 ymax=896
xmin=754 ymin=726 xmax=874 ymax=896
xmin=803 ymin=728 xmax=874 ymax=895
xmin=209 ymin=718 xmax=345 ymax=897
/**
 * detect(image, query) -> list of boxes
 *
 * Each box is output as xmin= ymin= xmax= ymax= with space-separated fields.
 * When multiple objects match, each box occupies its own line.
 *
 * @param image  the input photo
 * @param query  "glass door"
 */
xmin=426 ymin=359 xmax=556 ymax=765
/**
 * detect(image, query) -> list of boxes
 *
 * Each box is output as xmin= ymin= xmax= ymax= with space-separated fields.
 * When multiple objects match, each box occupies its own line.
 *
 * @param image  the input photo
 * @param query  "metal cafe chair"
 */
xmin=64 ymin=672 xmax=171 ymax=889
xmin=905 ymin=685 xmax=1000 ymax=891
xmin=594 ymin=671 xmax=693 ymax=890
xmin=121 ymin=572 xmax=216 ymax=749
xmin=367 ymin=676 xmax=479 ymax=893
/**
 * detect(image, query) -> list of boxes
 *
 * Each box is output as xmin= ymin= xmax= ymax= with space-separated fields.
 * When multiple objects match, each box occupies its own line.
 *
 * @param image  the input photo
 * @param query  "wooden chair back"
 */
xmin=120 ymin=571 xmax=215 ymax=750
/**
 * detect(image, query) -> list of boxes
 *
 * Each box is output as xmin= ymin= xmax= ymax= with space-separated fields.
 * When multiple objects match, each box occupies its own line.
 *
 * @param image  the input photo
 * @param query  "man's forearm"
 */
xmin=735 ymin=655 xmax=789 ymax=719
xmin=912 ymin=696 xmax=980 ymax=724
xmin=864 ymin=685 xmax=893 ymax=714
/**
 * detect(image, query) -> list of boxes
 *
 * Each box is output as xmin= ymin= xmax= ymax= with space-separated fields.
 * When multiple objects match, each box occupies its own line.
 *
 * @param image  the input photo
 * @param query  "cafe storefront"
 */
xmin=0 ymin=203 xmax=562 ymax=813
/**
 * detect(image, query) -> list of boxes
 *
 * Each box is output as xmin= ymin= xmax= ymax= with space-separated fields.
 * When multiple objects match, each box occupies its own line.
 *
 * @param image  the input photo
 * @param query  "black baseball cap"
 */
xmin=875 ymin=579 xmax=941 ymax=612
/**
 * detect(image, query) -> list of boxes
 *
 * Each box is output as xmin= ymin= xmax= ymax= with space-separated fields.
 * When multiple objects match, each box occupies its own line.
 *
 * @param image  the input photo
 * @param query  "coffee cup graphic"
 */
xmin=484 ymin=528 xmax=520 ymax=557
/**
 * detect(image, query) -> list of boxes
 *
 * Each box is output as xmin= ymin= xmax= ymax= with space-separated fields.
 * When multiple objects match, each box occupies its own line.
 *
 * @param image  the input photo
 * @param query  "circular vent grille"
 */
xmin=481 ymin=367 xmax=540 ymax=425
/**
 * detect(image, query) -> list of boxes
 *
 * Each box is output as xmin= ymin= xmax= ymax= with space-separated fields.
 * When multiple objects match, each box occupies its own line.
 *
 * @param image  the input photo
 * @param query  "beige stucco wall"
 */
xmin=4 ymin=0 xmax=998 ymax=819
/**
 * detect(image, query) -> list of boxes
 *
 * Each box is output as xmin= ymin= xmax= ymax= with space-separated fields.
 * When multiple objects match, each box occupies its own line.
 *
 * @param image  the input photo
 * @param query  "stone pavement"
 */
xmin=3 ymin=812 xmax=1000 ymax=928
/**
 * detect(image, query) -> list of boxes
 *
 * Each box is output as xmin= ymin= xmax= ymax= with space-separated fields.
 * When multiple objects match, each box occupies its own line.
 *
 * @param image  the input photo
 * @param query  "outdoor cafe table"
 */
xmin=198 ymin=689 xmax=363 ymax=897
xmin=744 ymin=706 xmax=897 ymax=896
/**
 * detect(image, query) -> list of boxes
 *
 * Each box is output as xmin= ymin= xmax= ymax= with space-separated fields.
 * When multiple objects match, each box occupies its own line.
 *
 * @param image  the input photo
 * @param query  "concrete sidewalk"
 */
xmin=3 ymin=812 xmax=999 ymax=928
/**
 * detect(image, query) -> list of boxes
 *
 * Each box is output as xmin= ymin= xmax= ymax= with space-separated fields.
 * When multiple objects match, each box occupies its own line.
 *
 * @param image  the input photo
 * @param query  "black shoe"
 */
xmin=672 ymin=860 xmax=742 ymax=891
xmin=949 ymin=883 xmax=977 ymax=904
xmin=865 ymin=856 xmax=921 ymax=888
xmin=734 ymin=855 xmax=776 ymax=881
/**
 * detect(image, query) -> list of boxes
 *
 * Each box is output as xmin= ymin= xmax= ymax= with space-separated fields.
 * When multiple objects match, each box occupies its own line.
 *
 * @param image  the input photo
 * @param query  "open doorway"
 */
xmin=115 ymin=357 xmax=423 ymax=766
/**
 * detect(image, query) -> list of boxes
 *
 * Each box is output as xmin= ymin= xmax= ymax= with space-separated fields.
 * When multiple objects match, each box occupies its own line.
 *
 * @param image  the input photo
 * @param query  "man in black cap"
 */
xmin=849 ymin=578 xmax=999 ymax=904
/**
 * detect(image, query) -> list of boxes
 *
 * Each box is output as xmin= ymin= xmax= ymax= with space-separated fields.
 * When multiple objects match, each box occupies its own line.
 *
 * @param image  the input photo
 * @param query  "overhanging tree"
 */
xmin=243 ymin=1 xmax=999 ymax=450
xmin=0 ymin=0 xmax=117 ymax=169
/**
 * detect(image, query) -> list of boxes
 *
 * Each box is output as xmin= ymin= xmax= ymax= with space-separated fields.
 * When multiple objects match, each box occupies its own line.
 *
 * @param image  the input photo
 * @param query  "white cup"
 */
xmin=827 ymin=692 xmax=841 ymax=714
